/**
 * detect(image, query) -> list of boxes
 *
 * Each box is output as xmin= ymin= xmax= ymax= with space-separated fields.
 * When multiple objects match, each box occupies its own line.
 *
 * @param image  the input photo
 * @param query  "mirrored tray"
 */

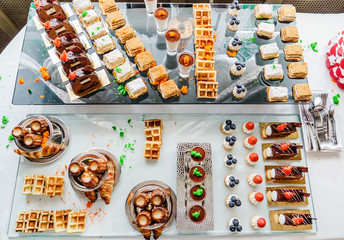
xmin=12 ymin=2 xmax=307 ymax=105
xmin=8 ymin=113 xmax=316 ymax=238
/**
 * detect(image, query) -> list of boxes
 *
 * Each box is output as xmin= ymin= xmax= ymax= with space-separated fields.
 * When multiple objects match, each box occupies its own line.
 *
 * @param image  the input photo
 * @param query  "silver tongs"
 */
xmin=301 ymin=103 xmax=321 ymax=151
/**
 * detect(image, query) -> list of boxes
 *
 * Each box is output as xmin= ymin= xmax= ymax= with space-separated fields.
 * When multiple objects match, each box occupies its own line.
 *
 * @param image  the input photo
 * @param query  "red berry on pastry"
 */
xmin=249 ymin=153 xmax=259 ymax=162
xmin=69 ymin=71 xmax=76 ymax=80
xmin=248 ymin=136 xmax=257 ymax=145
xmin=280 ymin=143 xmax=290 ymax=151
xmin=60 ymin=50 xmax=68 ymax=61
xmin=44 ymin=21 xmax=50 ymax=30
xmin=34 ymin=0 xmax=40 ymax=8
xmin=292 ymin=217 xmax=304 ymax=226
xmin=284 ymin=192 xmax=295 ymax=199
xmin=282 ymin=166 xmax=292 ymax=176
xmin=53 ymin=37 xmax=61 ymax=47
xmin=245 ymin=122 xmax=254 ymax=130
xmin=253 ymin=175 xmax=263 ymax=184
xmin=257 ymin=218 xmax=266 ymax=228
xmin=277 ymin=123 xmax=287 ymax=132
xmin=254 ymin=192 xmax=264 ymax=202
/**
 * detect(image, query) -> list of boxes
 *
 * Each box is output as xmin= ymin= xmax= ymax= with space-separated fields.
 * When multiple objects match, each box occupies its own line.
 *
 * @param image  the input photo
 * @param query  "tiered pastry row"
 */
xmin=15 ymin=210 xmax=86 ymax=234
xmin=23 ymin=174 xmax=65 ymax=196
xmin=193 ymin=4 xmax=218 ymax=100
xmin=144 ymin=119 xmax=163 ymax=160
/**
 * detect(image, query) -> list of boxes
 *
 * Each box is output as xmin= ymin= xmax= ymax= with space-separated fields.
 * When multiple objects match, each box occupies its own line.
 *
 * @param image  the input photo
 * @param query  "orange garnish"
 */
xmin=18 ymin=77 xmax=24 ymax=84
xmin=42 ymin=71 xmax=50 ymax=80
xmin=226 ymin=51 xmax=237 ymax=57
xmin=39 ymin=66 xmax=47 ymax=72
xmin=60 ymin=50 xmax=68 ymax=61
xmin=158 ymin=10 xmax=166 ymax=16
xmin=169 ymin=32 xmax=176 ymax=38
xmin=214 ymin=33 xmax=217 ymax=42
xmin=44 ymin=21 xmax=50 ymax=30
xmin=181 ymin=86 xmax=188 ymax=94
xmin=183 ymin=56 xmax=190 ymax=66
xmin=69 ymin=71 xmax=76 ymax=80
xmin=332 ymin=78 xmax=337 ymax=82
xmin=34 ymin=0 xmax=40 ymax=8
xmin=86 ymin=201 xmax=93 ymax=208
xmin=40 ymin=95 xmax=44 ymax=99
xmin=35 ymin=78 xmax=39 ymax=82
xmin=53 ymin=37 xmax=60 ymax=47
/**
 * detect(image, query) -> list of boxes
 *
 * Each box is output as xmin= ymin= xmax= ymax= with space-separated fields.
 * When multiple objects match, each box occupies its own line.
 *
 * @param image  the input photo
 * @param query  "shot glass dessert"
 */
xmin=165 ymin=28 xmax=181 ymax=55
xmin=144 ymin=0 xmax=157 ymax=15
xmin=154 ymin=7 xmax=169 ymax=33
xmin=178 ymin=51 xmax=194 ymax=78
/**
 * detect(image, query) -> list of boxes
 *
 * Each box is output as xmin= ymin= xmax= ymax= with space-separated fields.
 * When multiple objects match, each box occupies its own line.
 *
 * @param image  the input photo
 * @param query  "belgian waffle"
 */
xmin=197 ymin=81 xmax=218 ymax=99
xmin=53 ymin=209 xmax=71 ymax=233
xmin=67 ymin=211 xmax=86 ymax=234
xmin=15 ymin=211 xmax=29 ymax=232
xmin=195 ymin=60 xmax=215 ymax=75
xmin=45 ymin=176 xmax=65 ymax=196
xmin=32 ymin=175 xmax=46 ymax=195
xmin=195 ymin=70 xmax=217 ymax=82
xmin=145 ymin=127 xmax=162 ymax=142
xmin=23 ymin=175 xmax=35 ymax=195
xmin=144 ymin=141 xmax=162 ymax=160
xmin=25 ymin=210 xmax=41 ymax=233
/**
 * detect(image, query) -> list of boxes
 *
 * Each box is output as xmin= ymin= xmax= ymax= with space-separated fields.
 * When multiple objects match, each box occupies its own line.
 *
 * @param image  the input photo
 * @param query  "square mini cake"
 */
xmin=125 ymin=78 xmax=148 ymax=99
xmin=135 ymin=51 xmax=157 ymax=72
xmin=254 ymin=4 xmax=273 ymax=19
xmin=93 ymin=34 xmax=115 ymax=54
xmin=257 ymin=22 xmax=275 ymax=39
xmin=115 ymin=25 xmax=136 ymax=44
xmin=113 ymin=61 xmax=136 ymax=83
xmin=124 ymin=37 xmax=145 ymax=57
xmin=260 ymin=42 xmax=279 ymax=60
xmin=105 ymin=11 xmax=126 ymax=30
xmin=293 ymin=83 xmax=312 ymax=102
xmin=86 ymin=22 xmax=107 ymax=40
xmin=278 ymin=5 xmax=296 ymax=22
xmin=287 ymin=62 xmax=308 ymax=79
xmin=99 ymin=0 xmax=118 ymax=15
xmin=73 ymin=0 xmax=93 ymax=15
xmin=281 ymin=26 xmax=299 ymax=42
xmin=79 ymin=9 xmax=100 ymax=28
xmin=267 ymin=86 xmax=288 ymax=102
xmin=103 ymin=49 xmax=125 ymax=70
xmin=284 ymin=44 xmax=303 ymax=61
xmin=148 ymin=65 xmax=169 ymax=85
xmin=158 ymin=80 xmax=181 ymax=99
xmin=263 ymin=64 xmax=284 ymax=81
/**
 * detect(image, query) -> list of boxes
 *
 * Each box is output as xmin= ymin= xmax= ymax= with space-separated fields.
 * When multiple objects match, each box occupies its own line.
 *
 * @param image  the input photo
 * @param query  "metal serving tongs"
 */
xmin=328 ymin=104 xmax=338 ymax=145
xmin=301 ymin=103 xmax=321 ymax=151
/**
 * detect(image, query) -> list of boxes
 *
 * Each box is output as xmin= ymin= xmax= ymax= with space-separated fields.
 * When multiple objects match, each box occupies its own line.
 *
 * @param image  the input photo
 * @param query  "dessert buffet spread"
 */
xmin=12 ymin=0 xmax=312 ymax=104
xmin=8 ymin=113 xmax=316 ymax=238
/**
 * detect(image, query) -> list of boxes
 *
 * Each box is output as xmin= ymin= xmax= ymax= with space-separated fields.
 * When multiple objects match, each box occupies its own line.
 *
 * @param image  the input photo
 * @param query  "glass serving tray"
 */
xmin=8 ymin=113 xmax=316 ymax=238
xmin=12 ymin=2 xmax=307 ymax=105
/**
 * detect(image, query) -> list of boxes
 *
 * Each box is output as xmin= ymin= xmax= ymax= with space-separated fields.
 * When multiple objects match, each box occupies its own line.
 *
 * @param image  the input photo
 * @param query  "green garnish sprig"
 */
xmin=191 ymin=150 xmax=202 ymax=158
xmin=193 ymin=168 xmax=203 ymax=177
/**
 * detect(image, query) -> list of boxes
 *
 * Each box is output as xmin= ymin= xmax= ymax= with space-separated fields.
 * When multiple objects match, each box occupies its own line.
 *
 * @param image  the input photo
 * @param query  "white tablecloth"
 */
xmin=1 ymin=12 xmax=344 ymax=240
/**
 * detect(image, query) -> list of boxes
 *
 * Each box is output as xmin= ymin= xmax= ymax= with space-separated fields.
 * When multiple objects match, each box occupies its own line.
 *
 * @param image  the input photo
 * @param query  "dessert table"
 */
xmin=0 ymin=10 xmax=344 ymax=240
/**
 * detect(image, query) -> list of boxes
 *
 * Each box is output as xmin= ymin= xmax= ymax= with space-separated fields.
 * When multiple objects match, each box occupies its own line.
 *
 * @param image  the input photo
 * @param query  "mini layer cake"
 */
xmin=226 ymin=195 xmax=241 ymax=208
xmin=284 ymin=44 xmax=303 ymax=61
xmin=260 ymin=42 xmax=279 ymax=60
xmin=287 ymin=62 xmax=308 ymax=79
xmin=243 ymin=136 xmax=257 ymax=149
xmin=68 ymin=65 xmax=100 ymax=95
xmin=224 ymin=175 xmax=240 ymax=189
xmin=263 ymin=64 xmax=284 ymax=81
xmin=233 ymin=83 xmax=247 ymax=99
xmin=44 ymin=13 xmax=75 ymax=41
xmin=158 ymin=80 xmax=180 ymax=99
xmin=230 ymin=61 xmax=246 ymax=76
xmin=293 ymin=83 xmax=312 ymax=102
xmin=99 ymin=0 xmax=118 ymax=15
xmin=257 ymin=22 xmax=275 ymax=39
xmin=223 ymin=136 xmax=237 ymax=150
xmin=245 ymin=152 xmax=259 ymax=165
xmin=247 ymin=173 xmax=263 ymax=186
xmin=278 ymin=5 xmax=296 ymax=23
xmin=228 ymin=218 xmax=242 ymax=232
xmin=106 ymin=11 xmax=126 ymax=30
xmin=227 ymin=17 xmax=240 ymax=32
xmin=250 ymin=216 xmax=266 ymax=230
xmin=125 ymin=78 xmax=148 ymax=99
xmin=135 ymin=51 xmax=157 ymax=72
xmin=228 ymin=36 xmax=242 ymax=52
xmin=86 ymin=22 xmax=107 ymax=40
xmin=228 ymin=0 xmax=242 ymax=17
xmin=113 ymin=61 xmax=136 ymax=83
xmin=36 ymin=0 xmax=65 ymax=23
xmin=266 ymin=86 xmax=288 ymax=102
xmin=54 ymin=32 xmax=84 ymax=56
xmin=248 ymin=191 xmax=264 ymax=205
xmin=254 ymin=4 xmax=273 ymax=19
xmin=60 ymin=47 xmax=91 ymax=75
xmin=224 ymin=154 xmax=238 ymax=168
xmin=220 ymin=119 xmax=236 ymax=135
xmin=281 ymin=26 xmax=299 ymax=43
xmin=124 ymin=37 xmax=145 ymax=57
xmin=148 ymin=65 xmax=169 ymax=85
xmin=242 ymin=121 xmax=255 ymax=134
xmin=73 ymin=0 xmax=93 ymax=15
xmin=79 ymin=9 xmax=100 ymax=28
xmin=115 ymin=25 xmax=136 ymax=44
xmin=93 ymin=34 xmax=115 ymax=54
xmin=103 ymin=49 xmax=125 ymax=70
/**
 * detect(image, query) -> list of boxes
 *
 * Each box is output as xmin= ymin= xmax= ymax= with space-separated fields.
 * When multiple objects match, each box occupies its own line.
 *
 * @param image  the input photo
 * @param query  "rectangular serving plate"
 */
xmin=12 ymin=2 xmax=308 ymax=105
xmin=8 ymin=113 xmax=316 ymax=237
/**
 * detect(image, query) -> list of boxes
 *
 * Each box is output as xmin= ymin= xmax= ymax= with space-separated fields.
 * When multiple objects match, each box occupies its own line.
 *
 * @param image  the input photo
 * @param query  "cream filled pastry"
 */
xmin=226 ymin=195 xmax=241 ymax=208
xmin=224 ymin=175 xmax=240 ymax=189
xmin=247 ymin=173 xmax=263 ymax=186
xmin=248 ymin=191 xmax=264 ymax=205
xmin=242 ymin=121 xmax=255 ymax=134
xmin=223 ymin=136 xmax=237 ymax=150
xmin=250 ymin=216 xmax=266 ymax=230
xmin=245 ymin=152 xmax=259 ymax=165
xmin=220 ymin=119 xmax=236 ymax=134
xmin=224 ymin=154 xmax=238 ymax=168
xmin=243 ymin=136 xmax=257 ymax=149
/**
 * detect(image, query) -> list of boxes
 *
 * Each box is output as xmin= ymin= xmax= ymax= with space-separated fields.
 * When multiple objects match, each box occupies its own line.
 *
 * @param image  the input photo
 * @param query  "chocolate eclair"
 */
xmin=267 ymin=188 xmax=310 ymax=203
xmin=69 ymin=65 xmax=100 ymax=95
xmin=54 ymin=32 xmax=84 ymax=56
xmin=267 ymin=166 xmax=308 ymax=180
xmin=44 ymin=12 xmax=75 ymax=41
xmin=275 ymin=213 xmax=314 ymax=226
xmin=262 ymin=122 xmax=302 ymax=138
xmin=36 ymin=0 xmax=65 ymax=23
xmin=61 ymin=46 xmax=91 ymax=75
xmin=263 ymin=142 xmax=303 ymax=159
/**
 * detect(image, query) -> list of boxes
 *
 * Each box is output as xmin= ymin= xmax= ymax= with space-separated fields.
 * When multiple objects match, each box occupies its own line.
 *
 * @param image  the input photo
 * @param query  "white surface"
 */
xmin=1 ymin=12 xmax=344 ymax=240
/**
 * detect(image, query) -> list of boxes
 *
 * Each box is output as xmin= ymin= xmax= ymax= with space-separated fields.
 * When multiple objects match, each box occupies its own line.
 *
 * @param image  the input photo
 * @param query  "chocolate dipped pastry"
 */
xmin=267 ymin=188 xmax=310 ymax=204
xmin=134 ymin=193 xmax=150 ymax=208
xmin=275 ymin=213 xmax=314 ymax=226
xmin=262 ymin=122 xmax=302 ymax=139
xmin=69 ymin=161 xmax=86 ymax=176
xmin=30 ymin=118 xmax=48 ymax=132
xmin=80 ymin=170 xmax=99 ymax=188
xmin=151 ymin=207 xmax=169 ymax=223
xmin=150 ymin=189 xmax=166 ymax=206
xmin=263 ymin=142 xmax=303 ymax=159
xmin=68 ymin=65 xmax=100 ymax=95
xmin=61 ymin=46 xmax=91 ymax=75
xmin=53 ymin=32 xmax=84 ymax=56
xmin=137 ymin=211 xmax=152 ymax=227
xmin=266 ymin=166 xmax=308 ymax=181
xmin=35 ymin=0 xmax=65 ymax=23
xmin=88 ymin=158 xmax=107 ymax=173
xmin=44 ymin=12 xmax=75 ymax=41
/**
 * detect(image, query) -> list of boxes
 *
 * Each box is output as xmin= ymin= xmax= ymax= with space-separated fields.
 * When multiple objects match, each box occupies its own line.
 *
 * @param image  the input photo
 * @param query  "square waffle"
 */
xmin=194 ymin=18 xmax=212 ymax=29
xmin=67 ymin=211 xmax=86 ymax=234
xmin=195 ymin=38 xmax=215 ymax=50
xmin=193 ymin=4 xmax=211 ymax=13
xmin=134 ymin=51 xmax=157 ymax=72
xmin=45 ymin=176 xmax=65 ymax=196
xmin=38 ymin=211 xmax=50 ymax=232
xmin=23 ymin=174 xmax=35 ymax=195
xmin=53 ymin=209 xmax=71 ymax=233
xmin=195 ymin=70 xmax=217 ymax=82
xmin=144 ymin=141 xmax=162 ymax=160
xmin=105 ymin=11 xmax=126 ymax=30
xmin=25 ymin=210 xmax=41 ymax=233
xmin=144 ymin=119 xmax=163 ymax=129
xmin=147 ymin=65 xmax=169 ymax=85
xmin=197 ymin=81 xmax=218 ymax=99
xmin=193 ymin=9 xmax=211 ymax=20
xmin=195 ymin=60 xmax=215 ymax=75
xmin=32 ymin=175 xmax=45 ymax=195
xmin=15 ymin=211 xmax=29 ymax=232
xmin=115 ymin=25 xmax=136 ymax=44
xmin=99 ymin=0 xmax=119 ymax=15
xmin=145 ymin=127 xmax=162 ymax=142
xmin=196 ymin=49 xmax=215 ymax=61
xmin=194 ymin=28 xmax=213 ymax=39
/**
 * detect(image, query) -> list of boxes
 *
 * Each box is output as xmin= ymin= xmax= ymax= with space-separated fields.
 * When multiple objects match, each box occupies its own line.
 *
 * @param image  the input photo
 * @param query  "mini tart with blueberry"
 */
xmin=233 ymin=84 xmax=247 ymax=99
xmin=245 ymin=152 xmax=259 ymax=165
xmin=220 ymin=119 xmax=236 ymax=134
xmin=248 ymin=191 xmax=264 ymax=205
xmin=224 ymin=175 xmax=240 ymax=189
xmin=230 ymin=61 xmax=246 ymax=76
xmin=242 ymin=121 xmax=255 ymax=134
xmin=224 ymin=154 xmax=238 ymax=168
xmin=243 ymin=136 xmax=257 ymax=149
xmin=228 ymin=0 xmax=242 ymax=17
xmin=223 ymin=136 xmax=237 ymax=150
xmin=228 ymin=36 xmax=243 ymax=52
xmin=227 ymin=16 xmax=240 ymax=32
xmin=228 ymin=218 xmax=242 ymax=232
xmin=226 ymin=195 xmax=242 ymax=208
xmin=250 ymin=216 xmax=266 ymax=230
xmin=247 ymin=173 xmax=263 ymax=186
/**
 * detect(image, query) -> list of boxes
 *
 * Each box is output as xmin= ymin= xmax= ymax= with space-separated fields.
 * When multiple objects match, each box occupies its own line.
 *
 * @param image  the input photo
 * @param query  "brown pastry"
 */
xmin=84 ymin=190 xmax=97 ymax=202
xmin=24 ymin=134 xmax=43 ymax=148
xmin=281 ymin=26 xmax=299 ymax=43
xmin=12 ymin=126 xmax=28 ymax=140
xmin=135 ymin=51 xmax=157 ymax=72
xmin=158 ymin=80 xmax=180 ymax=99
xmin=99 ymin=160 xmax=115 ymax=204
xmin=88 ymin=158 xmax=107 ymax=173
xmin=54 ymin=32 xmax=84 ymax=57
xmin=30 ymin=118 xmax=48 ymax=132
xmin=44 ymin=12 xmax=75 ymax=41
xmin=151 ymin=207 xmax=168 ymax=223
xmin=68 ymin=66 xmax=101 ymax=95
xmin=284 ymin=44 xmax=303 ymax=61
xmin=105 ymin=11 xmax=126 ymax=30
xmin=150 ymin=189 xmax=166 ymax=206
xmin=69 ymin=162 xmax=85 ymax=176
xmin=36 ymin=0 xmax=65 ymax=23
xmin=134 ymin=193 xmax=150 ymax=208
xmin=292 ymin=83 xmax=312 ymax=102
xmin=278 ymin=5 xmax=296 ymax=23
xmin=80 ymin=170 xmax=99 ymax=188
xmin=61 ymin=46 xmax=91 ymax=75
xmin=124 ymin=37 xmax=145 ymax=57
xmin=99 ymin=0 xmax=118 ymax=15
xmin=287 ymin=62 xmax=308 ymax=79
xmin=115 ymin=25 xmax=136 ymax=44
xmin=14 ymin=142 xmax=62 ymax=159
xmin=136 ymin=211 xmax=152 ymax=227
xmin=147 ymin=65 xmax=169 ymax=85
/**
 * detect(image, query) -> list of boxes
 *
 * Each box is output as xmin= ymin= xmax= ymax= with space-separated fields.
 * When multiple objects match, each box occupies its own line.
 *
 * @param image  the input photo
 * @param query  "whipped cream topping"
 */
xmin=250 ymin=216 xmax=261 ymax=229
xmin=249 ymin=192 xmax=261 ymax=205
xmin=266 ymin=147 xmax=273 ymax=157
xmin=271 ymin=191 xmax=278 ymax=201
xmin=247 ymin=173 xmax=259 ymax=186
xmin=279 ymin=214 xmax=286 ymax=225
xmin=266 ymin=126 xmax=272 ymax=136
xmin=271 ymin=169 xmax=276 ymax=178
xmin=260 ymin=42 xmax=279 ymax=55
xmin=268 ymin=86 xmax=288 ymax=100
xmin=221 ymin=122 xmax=233 ymax=134
xmin=242 ymin=122 xmax=254 ymax=134
xmin=244 ymin=137 xmax=254 ymax=149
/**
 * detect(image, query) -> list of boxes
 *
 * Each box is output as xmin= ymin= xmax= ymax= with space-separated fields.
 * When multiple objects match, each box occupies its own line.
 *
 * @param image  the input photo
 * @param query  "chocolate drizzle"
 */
xmin=273 ymin=189 xmax=310 ymax=202
xmin=280 ymin=213 xmax=315 ymax=226
xmin=273 ymin=166 xmax=308 ymax=179
xmin=268 ymin=143 xmax=303 ymax=159
xmin=267 ymin=122 xmax=302 ymax=137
